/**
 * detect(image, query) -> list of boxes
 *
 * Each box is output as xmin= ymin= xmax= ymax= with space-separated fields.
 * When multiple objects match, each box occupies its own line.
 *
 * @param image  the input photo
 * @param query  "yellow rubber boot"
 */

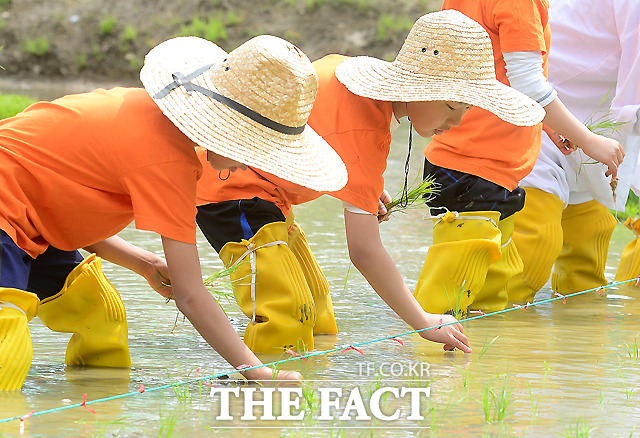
xmin=0 ymin=288 xmax=39 ymax=391
xmin=552 ymin=200 xmax=616 ymax=294
xmin=473 ymin=214 xmax=523 ymax=312
xmin=37 ymin=254 xmax=131 ymax=367
xmin=286 ymin=213 xmax=338 ymax=335
xmin=220 ymin=220 xmax=315 ymax=354
xmin=507 ymin=188 xmax=564 ymax=302
xmin=413 ymin=211 xmax=501 ymax=318
xmin=615 ymin=217 xmax=640 ymax=282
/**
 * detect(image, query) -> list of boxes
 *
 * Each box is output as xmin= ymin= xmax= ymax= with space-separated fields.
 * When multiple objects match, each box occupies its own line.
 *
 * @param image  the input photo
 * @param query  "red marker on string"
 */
xmin=554 ymin=291 xmax=567 ymax=304
xmin=342 ymin=345 xmax=364 ymax=355
xmin=635 ymin=276 xmax=640 ymax=286
xmin=81 ymin=393 xmax=96 ymax=414
xmin=469 ymin=310 xmax=486 ymax=316
xmin=390 ymin=337 xmax=404 ymax=346
xmin=139 ymin=384 xmax=145 ymax=393
xmin=285 ymin=349 xmax=308 ymax=362
xmin=19 ymin=410 xmax=35 ymax=435
xmin=434 ymin=318 xmax=443 ymax=330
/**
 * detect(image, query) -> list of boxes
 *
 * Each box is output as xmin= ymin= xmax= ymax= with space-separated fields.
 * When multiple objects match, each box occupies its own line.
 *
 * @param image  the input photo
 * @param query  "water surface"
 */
xmin=1 ymin=83 xmax=639 ymax=437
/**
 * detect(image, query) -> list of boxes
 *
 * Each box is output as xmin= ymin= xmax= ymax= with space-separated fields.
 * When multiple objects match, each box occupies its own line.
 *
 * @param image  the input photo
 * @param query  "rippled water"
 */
xmin=1 ymin=82 xmax=639 ymax=437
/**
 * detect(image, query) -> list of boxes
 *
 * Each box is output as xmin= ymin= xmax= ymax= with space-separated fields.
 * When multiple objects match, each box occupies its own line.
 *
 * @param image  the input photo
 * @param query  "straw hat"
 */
xmin=335 ymin=10 xmax=545 ymax=127
xmin=140 ymin=35 xmax=348 ymax=192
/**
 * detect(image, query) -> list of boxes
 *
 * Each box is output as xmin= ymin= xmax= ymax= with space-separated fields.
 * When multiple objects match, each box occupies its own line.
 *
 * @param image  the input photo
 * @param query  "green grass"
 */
xmin=22 ymin=36 xmax=50 ymax=56
xmin=377 ymin=13 xmax=415 ymax=42
xmin=99 ymin=15 xmax=118 ymax=36
xmin=178 ymin=12 xmax=242 ymax=42
xmin=0 ymin=93 xmax=37 ymax=119
xmin=613 ymin=191 xmax=639 ymax=221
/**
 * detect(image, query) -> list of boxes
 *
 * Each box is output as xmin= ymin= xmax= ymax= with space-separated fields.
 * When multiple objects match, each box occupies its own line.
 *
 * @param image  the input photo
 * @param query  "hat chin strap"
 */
xmin=154 ymin=66 xmax=305 ymax=136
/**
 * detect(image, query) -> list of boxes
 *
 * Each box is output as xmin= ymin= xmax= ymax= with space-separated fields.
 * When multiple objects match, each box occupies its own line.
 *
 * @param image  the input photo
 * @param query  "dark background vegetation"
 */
xmin=0 ymin=0 xmax=440 ymax=82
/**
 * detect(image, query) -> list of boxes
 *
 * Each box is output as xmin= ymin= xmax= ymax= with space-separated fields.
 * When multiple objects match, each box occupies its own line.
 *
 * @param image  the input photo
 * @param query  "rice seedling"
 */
xmin=624 ymin=334 xmax=639 ymax=359
xmin=443 ymin=283 xmax=467 ymax=319
xmin=561 ymin=416 xmax=592 ymax=438
xmin=427 ymin=394 xmax=465 ymax=431
xmin=453 ymin=364 xmax=472 ymax=389
xmin=380 ymin=174 xmax=437 ymax=218
xmin=203 ymin=263 xmax=245 ymax=306
xmin=405 ymin=372 xmax=436 ymax=389
xmin=566 ymin=89 xmax=628 ymax=203
xmin=300 ymin=381 xmax=318 ymax=414
xmin=617 ymin=368 xmax=635 ymax=401
xmin=157 ymin=412 xmax=178 ymax=438
xmin=171 ymin=382 xmax=192 ymax=404
xmin=477 ymin=334 xmax=500 ymax=360
xmin=481 ymin=379 xmax=512 ymax=423
xmin=528 ymin=383 xmax=540 ymax=417
xmin=165 ymin=263 xmax=245 ymax=332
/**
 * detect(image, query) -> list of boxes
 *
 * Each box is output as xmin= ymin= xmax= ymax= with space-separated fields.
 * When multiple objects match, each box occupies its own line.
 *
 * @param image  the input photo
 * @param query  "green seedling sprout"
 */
xmin=477 ymin=334 xmax=500 ymax=360
xmin=624 ymin=334 xmax=639 ymax=359
xmin=561 ymin=416 xmax=592 ymax=438
xmin=381 ymin=174 xmax=437 ymax=218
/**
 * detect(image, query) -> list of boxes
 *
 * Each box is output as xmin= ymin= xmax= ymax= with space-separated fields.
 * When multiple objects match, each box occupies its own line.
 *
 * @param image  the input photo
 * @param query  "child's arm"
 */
xmin=161 ymin=236 xmax=302 ymax=384
xmin=542 ymin=98 xmax=624 ymax=177
xmin=343 ymin=210 xmax=472 ymax=352
xmin=84 ymin=235 xmax=172 ymax=297
xmin=503 ymin=50 xmax=625 ymax=177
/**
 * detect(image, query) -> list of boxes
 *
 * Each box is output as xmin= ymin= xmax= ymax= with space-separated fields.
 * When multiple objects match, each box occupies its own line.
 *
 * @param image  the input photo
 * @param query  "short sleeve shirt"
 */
xmin=0 ymin=87 xmax=202 ymax=257
xmin=426 ymin=0 xmax=550 ymax=190
xmin=196 ymin=54 xmax=394 ymax=215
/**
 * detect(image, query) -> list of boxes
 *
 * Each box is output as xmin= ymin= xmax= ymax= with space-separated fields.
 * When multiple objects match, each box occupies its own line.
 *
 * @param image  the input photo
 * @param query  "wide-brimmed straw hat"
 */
xmin=335 ymin=10 xmax=545 ymax=127
xmin=140 ymin=35 xmax=348 ymax=192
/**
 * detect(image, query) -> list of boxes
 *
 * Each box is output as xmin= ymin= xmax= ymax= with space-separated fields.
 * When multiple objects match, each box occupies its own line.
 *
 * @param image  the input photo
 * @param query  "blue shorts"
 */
xmin=0 ymin=230 xmax=83 ymax=300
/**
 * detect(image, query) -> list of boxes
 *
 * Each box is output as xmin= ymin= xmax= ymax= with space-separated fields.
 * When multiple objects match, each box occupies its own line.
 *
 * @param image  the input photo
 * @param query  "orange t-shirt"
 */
xmin=426 ymin=0 xmax=550 ymax=190
xmin=197 ymin=54 xmax=394 ymax=215
xmin=0 ymin=87 xmax=202 ymax=257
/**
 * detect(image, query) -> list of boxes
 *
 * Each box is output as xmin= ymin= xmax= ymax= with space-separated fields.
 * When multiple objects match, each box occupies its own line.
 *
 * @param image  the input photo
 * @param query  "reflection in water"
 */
xmin=0 ymin=84 xmax=639 ymax=436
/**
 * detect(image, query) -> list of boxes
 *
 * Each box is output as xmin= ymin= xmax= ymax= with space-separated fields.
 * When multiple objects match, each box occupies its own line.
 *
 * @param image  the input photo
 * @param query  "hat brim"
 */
xmin=336 ymin=56 xmax=545 ymax=127
xmin=140 ymin=38 xmax=347 ymax=193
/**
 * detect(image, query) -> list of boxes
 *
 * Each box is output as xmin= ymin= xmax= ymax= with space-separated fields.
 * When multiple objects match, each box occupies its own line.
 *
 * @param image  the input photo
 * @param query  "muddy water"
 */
xmin=0 ymin=83 xmax=639 ymax=437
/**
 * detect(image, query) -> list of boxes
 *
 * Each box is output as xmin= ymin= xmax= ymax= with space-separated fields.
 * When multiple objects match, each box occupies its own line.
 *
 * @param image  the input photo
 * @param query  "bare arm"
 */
xmin=543 ymin=98 xmax=624 ymax=177
xmin=161 ymin=236 xmax=301 ymax=383
xmin=343 ymin=210 xmax=471 ymax=352
xmin=84 ymin=235 xmax=171 ymax=297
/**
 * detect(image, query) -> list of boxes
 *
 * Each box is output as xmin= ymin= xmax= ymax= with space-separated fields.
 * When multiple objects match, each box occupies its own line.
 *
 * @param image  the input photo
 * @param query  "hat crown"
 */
xmin=394 ymin=10 xmax=496 ymax=82
xmin=209 ymin=35 xmax=317 ymax=129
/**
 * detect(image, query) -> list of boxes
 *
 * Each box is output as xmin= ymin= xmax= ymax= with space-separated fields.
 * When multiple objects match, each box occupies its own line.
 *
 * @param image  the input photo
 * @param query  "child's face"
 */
xmin=206 ymin=150 xmax=248 ymax=172
xmin=406 ymin=101 xmax=471 ymax=138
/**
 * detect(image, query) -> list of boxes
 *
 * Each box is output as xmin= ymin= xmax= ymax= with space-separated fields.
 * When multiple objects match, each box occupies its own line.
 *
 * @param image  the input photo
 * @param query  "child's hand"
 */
xmin=141 ymin=257 xmax=172 ymax=298
xmin=419 ymin=314 xmax=472 ymax=353
xmin=576 ymin=132 xmax=625 ymax=177
xmin=377 ymin=189 xmax=392 ymax=223
xmin=544 ymin=125 xmax=575 ymax=155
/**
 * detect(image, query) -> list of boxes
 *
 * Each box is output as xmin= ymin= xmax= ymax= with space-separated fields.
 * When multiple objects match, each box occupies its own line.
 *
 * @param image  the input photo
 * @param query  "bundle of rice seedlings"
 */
xmin=567 ymin=89 xmax=628 ymax=203
xmin=381 ymin=174 xmax=438 ymax=218
xmin=203 ymin=263 xmax=246 ymax=305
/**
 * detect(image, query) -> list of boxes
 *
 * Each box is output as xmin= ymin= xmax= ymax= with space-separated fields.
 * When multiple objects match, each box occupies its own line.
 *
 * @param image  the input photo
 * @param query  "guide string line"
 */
xmin=2 ymin=276 xmax=637 ymax=425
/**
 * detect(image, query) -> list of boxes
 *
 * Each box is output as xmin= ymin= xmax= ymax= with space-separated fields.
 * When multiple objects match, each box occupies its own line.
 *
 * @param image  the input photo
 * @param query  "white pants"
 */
xmin=521 ymin=135 xmax=640 ymax=211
